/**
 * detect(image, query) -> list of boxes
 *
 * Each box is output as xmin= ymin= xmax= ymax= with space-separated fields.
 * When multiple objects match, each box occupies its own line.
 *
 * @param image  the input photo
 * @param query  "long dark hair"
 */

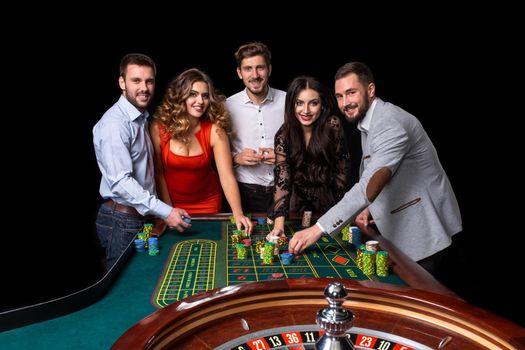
xmin=282 ymin=76 xmax=339 ymax=189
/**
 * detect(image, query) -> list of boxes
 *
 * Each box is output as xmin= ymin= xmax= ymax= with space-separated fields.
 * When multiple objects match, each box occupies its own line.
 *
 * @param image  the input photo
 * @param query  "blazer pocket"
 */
xmin=390 ymin=198 xmax=421 ymax=214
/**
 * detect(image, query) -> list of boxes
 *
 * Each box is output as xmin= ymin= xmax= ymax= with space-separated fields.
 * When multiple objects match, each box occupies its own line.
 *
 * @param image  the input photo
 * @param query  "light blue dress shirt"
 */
xmin=93 ymin=95 xmax=172 ymax=218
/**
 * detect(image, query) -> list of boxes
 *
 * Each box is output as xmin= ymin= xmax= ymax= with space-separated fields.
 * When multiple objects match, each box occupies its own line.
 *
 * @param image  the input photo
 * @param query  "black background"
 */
xmin=4 ymin=11 xmax=522 ymax=327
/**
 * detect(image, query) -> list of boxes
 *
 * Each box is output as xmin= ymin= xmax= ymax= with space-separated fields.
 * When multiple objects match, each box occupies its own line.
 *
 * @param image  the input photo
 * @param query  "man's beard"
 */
xmin=343 ymin=91 xmax=370 ymax=123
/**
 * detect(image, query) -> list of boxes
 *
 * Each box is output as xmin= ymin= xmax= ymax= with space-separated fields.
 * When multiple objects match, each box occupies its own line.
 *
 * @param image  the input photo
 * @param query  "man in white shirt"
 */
xmin=226 ymin=42 xmax=286 ymax=213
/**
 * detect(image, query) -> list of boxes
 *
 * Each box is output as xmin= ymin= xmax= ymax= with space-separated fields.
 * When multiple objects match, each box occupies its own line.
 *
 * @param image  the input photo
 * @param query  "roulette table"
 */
xmin=2 ymin=214 xmax=523 ymax=349
xmin=151 ymin=216 xmax=410 ymax=307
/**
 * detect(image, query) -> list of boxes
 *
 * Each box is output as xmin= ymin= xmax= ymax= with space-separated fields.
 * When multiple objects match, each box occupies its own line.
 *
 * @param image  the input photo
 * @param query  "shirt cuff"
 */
xmin=152 ymin=201 xmax=173 ymax=219
xmin=316 ymin=222 xmax=327 ymax=234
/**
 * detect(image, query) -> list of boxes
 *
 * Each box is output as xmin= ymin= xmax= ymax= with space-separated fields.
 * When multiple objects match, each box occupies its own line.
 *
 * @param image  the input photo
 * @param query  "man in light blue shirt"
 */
xmin=93 ymin=53 xmax=190 ymax=271
xmin=226 ymin=42 xmax=286 ymax=212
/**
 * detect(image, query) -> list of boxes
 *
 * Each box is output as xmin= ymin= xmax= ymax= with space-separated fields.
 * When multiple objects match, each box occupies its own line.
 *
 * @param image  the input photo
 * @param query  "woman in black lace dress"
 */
xmin=267 ymin=76 xmax=350 ymax=237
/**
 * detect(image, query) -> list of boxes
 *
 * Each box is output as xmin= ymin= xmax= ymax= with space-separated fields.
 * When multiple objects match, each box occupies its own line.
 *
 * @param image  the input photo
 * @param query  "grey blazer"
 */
xmin=318 ymin=98 xmax=462 ymax=261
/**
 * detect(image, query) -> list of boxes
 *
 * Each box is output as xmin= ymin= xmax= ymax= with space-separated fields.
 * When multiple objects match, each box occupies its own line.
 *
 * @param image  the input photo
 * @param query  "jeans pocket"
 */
xmin=116 ymin=215 xmax=145 ymax=253
xmin=96 ymin=205 xmax=115 ymax=248
xmin=101 ymin=208 xmax=145 ymax=269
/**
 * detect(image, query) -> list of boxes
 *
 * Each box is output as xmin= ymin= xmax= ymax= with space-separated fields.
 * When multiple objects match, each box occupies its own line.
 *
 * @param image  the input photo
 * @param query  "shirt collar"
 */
xmin=117 ymin=94 xmax=149 ymax=121
xmin=241 ymin=86 xmax=274 ymax=105
xmin=357 ymin=98 xmax=377 ymax=133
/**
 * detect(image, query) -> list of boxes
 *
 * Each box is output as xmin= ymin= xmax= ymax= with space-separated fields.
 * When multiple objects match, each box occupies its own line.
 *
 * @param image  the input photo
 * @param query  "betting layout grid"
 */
xmin=152 ymin=217 xmax=400 ymax=307
xmin=226 ymin=219 xmax=391 ymax=284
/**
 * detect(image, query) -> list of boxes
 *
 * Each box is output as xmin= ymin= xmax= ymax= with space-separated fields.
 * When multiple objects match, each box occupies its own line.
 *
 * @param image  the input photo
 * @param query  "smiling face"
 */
xmin=236 ymin=55 xmax=271 ymax=98
xmin=185 ymin=81 xmax=210 ymax=119
xmin=119 ymin=64 xmax=155 ymax=112
xmin=334 ymin=73 xmax=375 ymax=123
xmin=294 ymin=88 xmax=322 ymax=128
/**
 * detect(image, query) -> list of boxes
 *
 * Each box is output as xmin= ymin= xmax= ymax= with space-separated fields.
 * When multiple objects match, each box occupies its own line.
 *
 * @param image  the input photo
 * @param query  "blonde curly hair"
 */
xmin=154 ymin=68 xmax=231 ymax=144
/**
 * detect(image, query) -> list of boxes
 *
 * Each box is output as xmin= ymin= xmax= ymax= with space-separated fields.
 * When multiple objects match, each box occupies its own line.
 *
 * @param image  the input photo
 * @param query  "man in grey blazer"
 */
xmin=287 ymin=62 xmax=462 ymax=274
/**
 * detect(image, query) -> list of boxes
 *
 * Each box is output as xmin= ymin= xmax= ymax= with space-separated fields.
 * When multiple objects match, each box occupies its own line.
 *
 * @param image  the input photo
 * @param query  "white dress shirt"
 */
xmin=226 ymin=87 xmax=286 ymax=186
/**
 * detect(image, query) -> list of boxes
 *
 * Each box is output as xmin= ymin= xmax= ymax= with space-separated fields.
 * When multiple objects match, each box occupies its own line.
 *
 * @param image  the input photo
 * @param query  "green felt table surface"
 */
xmin=1 ymin=220 xmax=405 ymax=350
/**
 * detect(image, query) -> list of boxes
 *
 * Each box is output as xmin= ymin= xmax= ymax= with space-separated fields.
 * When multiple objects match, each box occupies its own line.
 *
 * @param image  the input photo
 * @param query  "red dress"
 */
xmin=160 ymin=120 xmax=222 ymax=214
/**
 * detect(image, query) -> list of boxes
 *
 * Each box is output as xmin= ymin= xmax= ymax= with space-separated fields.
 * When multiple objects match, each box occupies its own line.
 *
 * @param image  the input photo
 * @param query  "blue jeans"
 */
xmin=95 ymin=203 xmax=145 ymax=271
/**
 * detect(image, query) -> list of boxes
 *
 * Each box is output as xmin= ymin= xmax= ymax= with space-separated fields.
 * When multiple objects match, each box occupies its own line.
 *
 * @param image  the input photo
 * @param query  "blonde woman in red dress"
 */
xmin=151 ymin=68 xmax=253 ymax=234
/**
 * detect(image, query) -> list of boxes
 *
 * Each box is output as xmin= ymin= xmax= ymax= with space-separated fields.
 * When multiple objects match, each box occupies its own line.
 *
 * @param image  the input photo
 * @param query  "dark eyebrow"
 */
xmin=190 ymin=89 xmax=209 ymax=96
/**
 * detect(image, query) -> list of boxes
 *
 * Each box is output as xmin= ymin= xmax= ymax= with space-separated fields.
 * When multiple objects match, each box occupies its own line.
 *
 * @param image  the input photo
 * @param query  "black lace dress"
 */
xmin=268 ymin=116 xmax=349 ymax=220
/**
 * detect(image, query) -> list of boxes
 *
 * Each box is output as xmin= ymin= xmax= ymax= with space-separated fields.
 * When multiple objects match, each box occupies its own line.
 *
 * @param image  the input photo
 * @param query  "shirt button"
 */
xmin=261 ymin=136 xmax=264 ymax=138
xmin=260 ymin=123 xmax=262 ymax=125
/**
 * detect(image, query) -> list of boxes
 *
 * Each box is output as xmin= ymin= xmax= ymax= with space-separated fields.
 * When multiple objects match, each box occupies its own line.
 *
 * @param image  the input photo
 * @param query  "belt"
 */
xmin=239 ymin=182 xmax=273 ymax=194
xmin=105 ymin=199 xmax=141 ymax=217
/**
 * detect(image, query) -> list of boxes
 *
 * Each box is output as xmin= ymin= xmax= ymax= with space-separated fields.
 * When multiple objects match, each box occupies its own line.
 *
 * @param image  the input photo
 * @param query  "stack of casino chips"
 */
xmin=236 ymin=243 xmax=247 ymax=259
xmin=301 ymin=211 xmax=312 ymax=227
xmin=355 ymin=243 xmax=389 ymax=277
xmin=134 ymin=238 xmax=146 ymax=252
xmin=137 ymin=231 xmax=149 ymax=248
xmin=233 ymin=229 xmax=248 ymax=239
xmin=356 ymin=244 xmax=366 ymax=270
xmin=341 ymin=224 xmax=350 ymax=241
xmin=349 ymin=226 xmax=362 ymax=247
xmin=255 ymin=239 xmax=266 ymax=254
xmin=143 ymin=223 xmax=153 ymax=248
xmin=342 ymin=224 xmax=362 ymax=247
xmin=263 ymin=241 xmax=275 ymax=264
xmin=269 ymin=236 xmax=280 ymax=255
xmin=231 ymin=232 xmax=241 ymax=247
xmin=362 ymin=250 xmax=376 ymax=275
xmin=143 ymin=223 xmax=153 ymax=235
xmin=134 ymin=223 xmax=160 ymax=255
xmin=376 ymin=251 xmax=389 ymax=276
xmin=148 ymin=237 xmax=159 ymax=256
